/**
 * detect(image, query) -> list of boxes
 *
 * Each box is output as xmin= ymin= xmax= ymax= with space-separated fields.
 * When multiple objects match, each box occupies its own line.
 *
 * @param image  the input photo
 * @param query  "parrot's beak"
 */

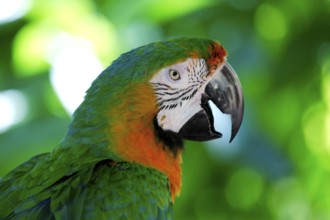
xmin=179 ymin=62 xmax=244 ymax=142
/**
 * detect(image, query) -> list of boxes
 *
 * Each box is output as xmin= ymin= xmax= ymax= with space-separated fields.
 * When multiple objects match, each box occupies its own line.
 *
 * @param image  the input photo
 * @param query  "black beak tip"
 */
xmin=229 ymin=127 xmax=238 ymax=143
xmin=229 ymin=105 xmax=244 ymax=143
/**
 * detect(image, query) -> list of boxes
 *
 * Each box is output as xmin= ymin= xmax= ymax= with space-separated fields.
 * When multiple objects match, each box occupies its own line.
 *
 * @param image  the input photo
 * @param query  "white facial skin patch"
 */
xmin=150 ymin=58 xmax=216 ymax=132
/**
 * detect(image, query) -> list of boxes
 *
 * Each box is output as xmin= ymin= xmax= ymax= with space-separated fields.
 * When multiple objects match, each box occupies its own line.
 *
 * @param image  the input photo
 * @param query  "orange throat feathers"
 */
xmin=109 ymin=83 xmax=182 ymax=202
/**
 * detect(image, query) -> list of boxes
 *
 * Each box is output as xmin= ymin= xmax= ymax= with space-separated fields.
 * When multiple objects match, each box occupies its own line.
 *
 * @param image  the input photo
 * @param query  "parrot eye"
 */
xmin=169 ymin=69 xmax=181 ymax=81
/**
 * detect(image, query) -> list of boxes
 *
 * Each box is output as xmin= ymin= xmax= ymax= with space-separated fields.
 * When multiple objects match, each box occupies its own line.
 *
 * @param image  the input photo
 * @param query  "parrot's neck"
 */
xmin=108 ymin=83 xmax=183 ymax=202
xmin=63 ymin=81 xmax=183 ymax=201
xmin=111 ymin=115 xmax=182 ymax=202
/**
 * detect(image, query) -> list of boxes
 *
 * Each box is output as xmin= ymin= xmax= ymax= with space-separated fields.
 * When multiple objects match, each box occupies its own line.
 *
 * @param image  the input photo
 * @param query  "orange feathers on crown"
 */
xmin=207 ymin=42 xmax=227 ymax=72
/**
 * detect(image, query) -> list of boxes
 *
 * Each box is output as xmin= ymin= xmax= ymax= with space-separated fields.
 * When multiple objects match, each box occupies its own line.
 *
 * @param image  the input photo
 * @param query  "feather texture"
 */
xmin=1 ymin=159 xmax=172 ymax=219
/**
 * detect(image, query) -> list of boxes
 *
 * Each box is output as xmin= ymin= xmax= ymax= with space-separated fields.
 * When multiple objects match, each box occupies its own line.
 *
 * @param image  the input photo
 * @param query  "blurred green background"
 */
xmin=0 ymin=0 xmax=330 ymax=219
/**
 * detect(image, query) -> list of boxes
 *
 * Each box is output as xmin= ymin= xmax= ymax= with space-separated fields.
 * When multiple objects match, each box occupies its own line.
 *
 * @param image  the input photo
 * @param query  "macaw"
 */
xmin=0 ymin=38 xmax=244 ymax=219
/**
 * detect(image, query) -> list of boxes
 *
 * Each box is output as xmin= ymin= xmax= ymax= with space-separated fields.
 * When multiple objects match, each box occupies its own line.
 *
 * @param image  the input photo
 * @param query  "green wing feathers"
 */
xmin=0 ymin=155 xmax=173 ymax=219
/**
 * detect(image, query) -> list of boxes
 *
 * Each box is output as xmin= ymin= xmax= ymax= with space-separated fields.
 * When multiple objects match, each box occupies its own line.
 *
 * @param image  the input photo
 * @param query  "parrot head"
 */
xmin=150 ymin=48 xmax=243 ymax=144
xmin=67 ymin=38 xmax=244 ymax=201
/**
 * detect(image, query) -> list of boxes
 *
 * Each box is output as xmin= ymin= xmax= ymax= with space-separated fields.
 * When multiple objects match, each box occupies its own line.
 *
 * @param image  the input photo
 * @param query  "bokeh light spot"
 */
xmin=0 ymin=90 xmax=28 ymax=133
xmin=303 ymin=103 xmax=330 ymax=169
xmin=225 ymin=168 xmax=264 ymax=210
xmin=322 ymin=59 xmax=330 ymax=150
xmin=268 ymin=178 xmax=311 ymax=219
xmin=74 ymin=15 xmax=119 ymax=65
xmin=321 ymin=58 xmax=330 ymax=107
xmin=255 ymin=3 xmax=288 ymax=40
xmin=49 ymin=33 xmax=103 ymax=114
xmin=0 ymin=0 xmax=31 ymax=24
xmin=302 ymin=58 xmax=330 ymax=169
xmin=12 ymin=21 xmax=57 ymax=76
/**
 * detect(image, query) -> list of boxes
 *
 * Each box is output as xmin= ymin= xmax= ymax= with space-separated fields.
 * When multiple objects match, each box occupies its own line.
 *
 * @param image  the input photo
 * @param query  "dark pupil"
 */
xmin=172 ymin=71 xmax=178 ymax=77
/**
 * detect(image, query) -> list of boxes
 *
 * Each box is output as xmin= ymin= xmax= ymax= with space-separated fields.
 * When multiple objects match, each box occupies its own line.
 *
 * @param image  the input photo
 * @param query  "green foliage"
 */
xmin=0 ymin=0 xmax=329 ymax=219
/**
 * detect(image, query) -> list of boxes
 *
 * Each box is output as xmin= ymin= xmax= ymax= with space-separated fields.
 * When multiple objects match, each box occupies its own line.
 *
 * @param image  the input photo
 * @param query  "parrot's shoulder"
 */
xmin=50 ymin=161 xmax=173 ymax=219
xmin=0 ymin=153 xmax=48 ymax=185
xmin=81 ymin=161 xmax=173 ymax=219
